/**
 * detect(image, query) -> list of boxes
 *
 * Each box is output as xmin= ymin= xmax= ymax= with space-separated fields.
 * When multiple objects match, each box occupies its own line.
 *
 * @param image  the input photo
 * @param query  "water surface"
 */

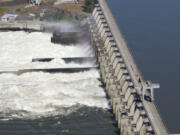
xmin=107 ymin=0 xmax=180 ymax=133
xmin=0 ymin=31 xmax=118 ymax=135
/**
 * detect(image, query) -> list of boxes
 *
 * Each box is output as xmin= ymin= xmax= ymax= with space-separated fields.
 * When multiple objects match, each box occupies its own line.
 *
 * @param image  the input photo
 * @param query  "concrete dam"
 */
xmin=89 ymin=0 xmax=169 ymax=135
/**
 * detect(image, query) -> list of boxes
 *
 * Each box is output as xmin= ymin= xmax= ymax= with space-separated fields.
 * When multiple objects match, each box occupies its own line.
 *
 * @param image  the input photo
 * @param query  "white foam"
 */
xmin=0 ymin=31 xmax=109 ymax=119
xmin=0 ymin=31 xmax=94 ymax=70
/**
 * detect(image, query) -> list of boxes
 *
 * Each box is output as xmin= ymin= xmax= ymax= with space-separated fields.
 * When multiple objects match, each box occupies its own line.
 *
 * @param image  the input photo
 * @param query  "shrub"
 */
xmin=0 ymin=7 xmax=8 ymax=15
xmin=84 ymin=0 xmax=94 ymax=13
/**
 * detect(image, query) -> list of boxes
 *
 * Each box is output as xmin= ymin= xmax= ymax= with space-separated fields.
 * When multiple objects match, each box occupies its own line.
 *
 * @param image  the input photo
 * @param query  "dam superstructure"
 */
xmin=89 ymin=0 xmax=169 ymax=135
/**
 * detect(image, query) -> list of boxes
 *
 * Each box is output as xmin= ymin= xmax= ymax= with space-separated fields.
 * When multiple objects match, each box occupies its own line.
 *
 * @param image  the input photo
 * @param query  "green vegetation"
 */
xmin=0 ymin=7 xmax=8 ymax=15
xmin=84 ymin=0 xmax=94 ymax=13
xmin=35 ymin=13 xmax=40 ymax=19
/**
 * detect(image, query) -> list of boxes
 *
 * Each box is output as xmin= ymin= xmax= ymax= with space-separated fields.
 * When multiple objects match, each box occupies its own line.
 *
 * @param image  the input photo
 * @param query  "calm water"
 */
xmin=107 ymin=0 xmax=180 ymax=133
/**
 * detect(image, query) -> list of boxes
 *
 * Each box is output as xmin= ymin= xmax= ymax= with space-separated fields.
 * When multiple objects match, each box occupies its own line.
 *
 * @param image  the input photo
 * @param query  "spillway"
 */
xmin=0 ymin=31 xmax=118 ymax=135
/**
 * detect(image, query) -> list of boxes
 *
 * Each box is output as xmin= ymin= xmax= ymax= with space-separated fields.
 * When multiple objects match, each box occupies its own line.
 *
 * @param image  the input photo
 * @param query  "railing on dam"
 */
xmin=89 ymin=0 xmax=169 ymax=135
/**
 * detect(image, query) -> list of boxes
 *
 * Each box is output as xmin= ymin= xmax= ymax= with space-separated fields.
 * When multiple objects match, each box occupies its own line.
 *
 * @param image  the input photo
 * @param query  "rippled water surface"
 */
xmin=107 ymin=0 xmax=180 ymax=133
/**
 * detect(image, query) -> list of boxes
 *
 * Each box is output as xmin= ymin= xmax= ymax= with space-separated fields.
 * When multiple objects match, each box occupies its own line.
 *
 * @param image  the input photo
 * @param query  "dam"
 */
xmin=89 ymin=0 xmax=169 ymax=135
xmin=0 ymin=0 xmax=177 ymax=135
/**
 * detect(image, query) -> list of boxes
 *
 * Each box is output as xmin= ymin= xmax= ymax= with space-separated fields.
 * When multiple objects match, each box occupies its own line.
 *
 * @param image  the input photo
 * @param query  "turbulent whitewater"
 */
xmin=0 ymin=31 xmax=95 ymax=70
xmin=0 ymin=31 xmax=109 ymax=120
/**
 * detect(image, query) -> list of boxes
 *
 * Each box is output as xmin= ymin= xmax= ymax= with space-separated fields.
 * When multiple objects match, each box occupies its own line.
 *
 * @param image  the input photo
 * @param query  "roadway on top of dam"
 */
xmin=97 ymin=0 xmax=169 ymax=134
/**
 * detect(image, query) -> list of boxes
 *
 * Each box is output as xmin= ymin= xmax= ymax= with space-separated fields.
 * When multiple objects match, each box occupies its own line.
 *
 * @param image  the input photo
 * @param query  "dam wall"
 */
xmin=89 ymin=0 xmax=169 ymax=135
xmin=0 ymin=21 xmax=45 ymax=31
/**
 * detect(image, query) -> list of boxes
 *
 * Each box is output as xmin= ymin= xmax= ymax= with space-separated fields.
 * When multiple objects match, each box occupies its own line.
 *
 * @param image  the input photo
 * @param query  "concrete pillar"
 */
xmin=98 ymin=23 xmax=108 ymax=37
xmin=133 ymin=116 xmax=144 ymax=134
xmin=102 ymin=31 xmax=112 ymax=42
xmin=131 ymin=109 xmax=140 ymax=127
xmin=112 ymin=97 xmax=121 ymax=113
xmin=106 ymin=43 xmax=116 ymax=54
xmin=97 ymin=19 xmax=107 ymax=31
xmin=103 ymin=62 xmax=110 ymax=73
xmin=117 ymin=108 xmax=122 ymax=128
xmin=140 ymin=125 xmax=147 ymax=135
xmin=95 ymin=15 xmax=104 ymax=26
xmin=110 ymin=88 xmax=119 ymax=99
xmin=104 ymin=65 xmax=114 ymax=80
xmin=110 ymin=52 xmax=121 ymax=67
xmin=114 ymin=64 xmax=120 ymax=77
xmin=112 ymin=58 xmax=121 ymax=69
xmin=126 ymin=94 xmax=135 ymax=110
xmin=120 ymin=118 xmax=129 ymax=135
xmin=123 ymin=88 xmax=131 ymax=103
xmin=107 ymin=46 xmax=118 ymax=58
xmin=98 ymin=53 xmax=105 ymax=63
xmin=116 ymin=69 xmax=127 ymax=84
xmin=128 ymin=102 xmax=136 ymax=118
xmin=106 ymin=76 xmax=114 ymax=85
xmin=121 ymin=82 xmax=133 ymax=96
xmin=92 ymin=8 xmax=96 ymax=17
xmin=119 ymin=75 xmax=127 ymax=89
xmin=112 ymin=58 xmax=125 ymax=71
xmin=116 ymin=104 xmax=126 ymax=127
xmin=107 ymin=84 xmax=116 ymax=96
xmin=115 ymin=67 xmax=126 ymax=81
xmin=94 ymin=10 xmax=103 ymax=20
xmin=92 ymin=7 xmax=101 ymax=17
xmin=104 ymin=71 xmax=112 ymax=83
xmin=100 ymin=28 xmax=110 ymax=39
xmin=104 ymin=37 xmax=114 ymax=53
xmin=100 ymin=66 xmax=106 ymax=81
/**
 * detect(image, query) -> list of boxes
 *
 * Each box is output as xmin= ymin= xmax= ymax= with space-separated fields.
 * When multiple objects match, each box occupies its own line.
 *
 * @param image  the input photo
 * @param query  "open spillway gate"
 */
xmin=88 ymin=0 xmax=169 ymax=135
xmin=0 ymin=57 xmax=98 ymax=75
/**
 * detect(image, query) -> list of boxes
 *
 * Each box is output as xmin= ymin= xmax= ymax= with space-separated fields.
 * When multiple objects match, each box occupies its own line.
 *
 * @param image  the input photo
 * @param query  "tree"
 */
xmin=84 ymin=0 xmax=94 ymax=13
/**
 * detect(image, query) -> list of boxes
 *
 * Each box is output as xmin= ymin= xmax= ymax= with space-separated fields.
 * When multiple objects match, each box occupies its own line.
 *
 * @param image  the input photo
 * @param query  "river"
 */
xmin=0 ymin=31 xmax=118 ymax=135
xmin=107 ymin=0 xmax=180 ymax=133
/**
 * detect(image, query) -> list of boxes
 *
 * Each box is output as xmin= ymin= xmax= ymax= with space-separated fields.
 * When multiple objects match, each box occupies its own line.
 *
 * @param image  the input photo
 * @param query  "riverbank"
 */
xmin=0 ymin=0 xmax=90 ymax=22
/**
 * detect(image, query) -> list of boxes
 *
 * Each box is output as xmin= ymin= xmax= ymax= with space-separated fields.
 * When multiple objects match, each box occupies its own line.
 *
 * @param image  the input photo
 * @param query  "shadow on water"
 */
xmin=0 ymin=106 xmax=119 ymax=135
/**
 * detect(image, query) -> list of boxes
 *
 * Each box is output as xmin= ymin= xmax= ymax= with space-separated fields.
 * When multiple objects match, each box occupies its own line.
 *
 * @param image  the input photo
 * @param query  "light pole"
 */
xmin=135 ymin=81 xmax=160 ymax=101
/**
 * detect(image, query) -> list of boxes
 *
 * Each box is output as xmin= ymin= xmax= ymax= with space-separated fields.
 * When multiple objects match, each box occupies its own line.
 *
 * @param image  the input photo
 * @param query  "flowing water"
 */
xmin=0 ymin=31 xmax=118 ymax=135
xmin=107 ymin=0 xmax=180 ymax=133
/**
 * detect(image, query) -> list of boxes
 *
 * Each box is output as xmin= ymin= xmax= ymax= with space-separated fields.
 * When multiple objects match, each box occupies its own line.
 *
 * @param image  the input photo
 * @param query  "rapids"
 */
xmin=0 ymin=31 xmax=109 ymax=120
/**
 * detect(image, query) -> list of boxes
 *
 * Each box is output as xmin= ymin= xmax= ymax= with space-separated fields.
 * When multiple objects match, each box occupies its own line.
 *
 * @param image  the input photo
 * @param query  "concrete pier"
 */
xmin=32 ymin=57 xmax=97 ymax=64
xmin=0 ymin=67 xmax=98 ymax=75
xmin=0 ymin=21 xmax=43 ymax=31
xmin=89 ymin=0 xmax=169 ymax=135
